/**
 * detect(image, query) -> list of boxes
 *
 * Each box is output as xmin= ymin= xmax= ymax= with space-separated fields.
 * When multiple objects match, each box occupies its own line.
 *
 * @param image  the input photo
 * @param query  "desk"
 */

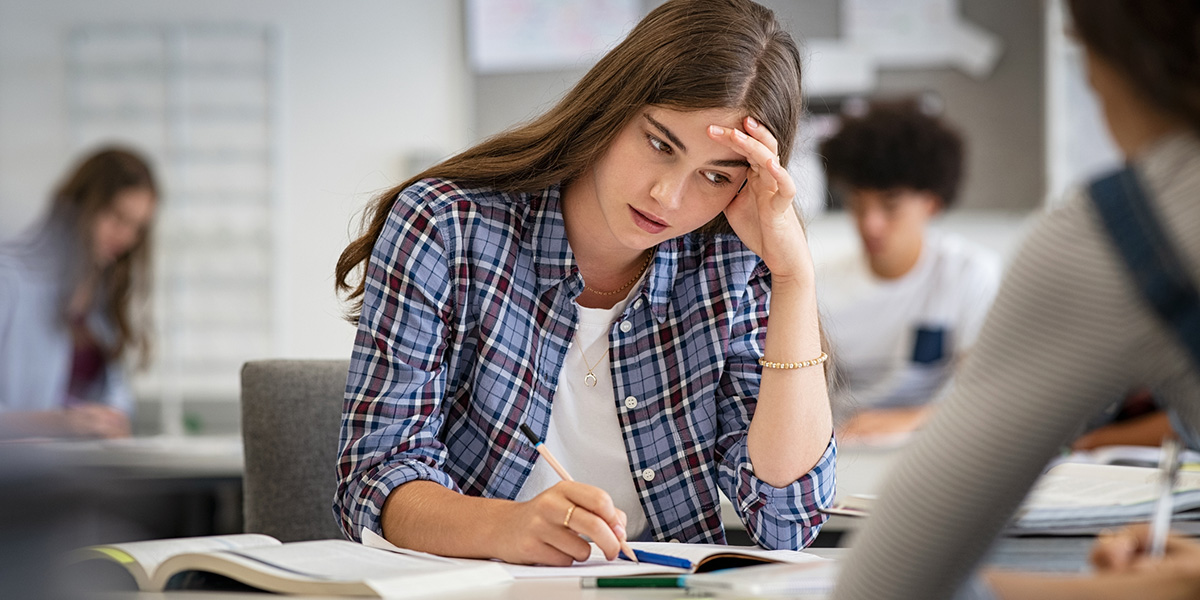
xmin=831 ymin=439 xmax=906 ymax=500
xmin=720 ymin=439 xmax=905 ymax=543
xmin=96 ymin=539 xmax=1093 ymax=600
xmin=26 ymin=435 xmax=245 ymax=538
xmin=37 ymin=434 xmax=243 ymax=478
xmin=108 ymin=581 xmax=680 ymax=600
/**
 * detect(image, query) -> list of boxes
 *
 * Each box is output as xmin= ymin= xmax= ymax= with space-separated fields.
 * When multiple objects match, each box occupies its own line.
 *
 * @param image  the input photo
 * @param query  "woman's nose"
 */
xmin=651 ymin=172 xmax=686 ymax=210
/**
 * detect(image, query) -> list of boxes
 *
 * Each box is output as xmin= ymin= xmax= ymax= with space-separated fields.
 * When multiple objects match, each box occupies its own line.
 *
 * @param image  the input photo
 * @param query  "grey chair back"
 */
xmin=240 ymin=359 xmax=349 ymax=542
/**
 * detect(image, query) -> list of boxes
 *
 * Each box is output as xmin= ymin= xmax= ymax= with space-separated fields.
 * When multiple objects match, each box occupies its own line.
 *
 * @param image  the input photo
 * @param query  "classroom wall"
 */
xmin=0 ymin=0 xmax=1042 ymax=431
xmin=473 ymin=0 xmax=1045 ymax=211
xmin=0 ymin=0 xmax=470 ymax=370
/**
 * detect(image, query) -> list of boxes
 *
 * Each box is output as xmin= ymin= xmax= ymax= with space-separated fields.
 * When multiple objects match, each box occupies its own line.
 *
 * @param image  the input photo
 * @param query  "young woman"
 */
xmin=0 ymin=147 xmax=158 ymax=439
xmin=832 ymin=1 xmax=1200 ymax=598
xmin=334 ymin=0 xmax=835 ymax=565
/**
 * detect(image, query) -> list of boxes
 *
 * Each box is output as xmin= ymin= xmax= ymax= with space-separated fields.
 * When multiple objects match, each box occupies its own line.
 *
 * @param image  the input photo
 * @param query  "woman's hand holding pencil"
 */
xmin=515 ymin=423 xmax=639 ymax=565
xmin=497 ymin=480 xmax=632 ymax=565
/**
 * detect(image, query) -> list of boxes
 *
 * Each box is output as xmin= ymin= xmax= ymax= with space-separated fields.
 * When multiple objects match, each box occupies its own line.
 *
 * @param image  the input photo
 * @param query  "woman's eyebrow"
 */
xmin=642 ymin=113 xmax=750 ymax=168
xmin=710 ymin=157 xmax=751 ymax=168
xmin=643 ymin=113 xmax=687 ymax=152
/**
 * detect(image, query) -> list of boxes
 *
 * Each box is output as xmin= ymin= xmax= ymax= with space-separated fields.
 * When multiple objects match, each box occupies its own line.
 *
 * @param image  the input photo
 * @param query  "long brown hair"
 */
xmin=335 ymin=0 xmax=804 ymax=320
xmin=1068 ymin=0 xmax=1200 ymax=135
xmin=49 ymin=146 xmax=158 ymax=367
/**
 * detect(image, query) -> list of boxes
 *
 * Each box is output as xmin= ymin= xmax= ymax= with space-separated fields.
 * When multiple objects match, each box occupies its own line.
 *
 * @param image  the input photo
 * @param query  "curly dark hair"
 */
xmin=819 ymin=100 xmax=965 ymax=208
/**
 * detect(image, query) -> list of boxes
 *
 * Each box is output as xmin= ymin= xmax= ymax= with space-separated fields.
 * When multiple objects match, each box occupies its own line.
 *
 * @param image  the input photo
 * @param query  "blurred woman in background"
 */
xmin=0 ymin=146 xmax=158 ymax=439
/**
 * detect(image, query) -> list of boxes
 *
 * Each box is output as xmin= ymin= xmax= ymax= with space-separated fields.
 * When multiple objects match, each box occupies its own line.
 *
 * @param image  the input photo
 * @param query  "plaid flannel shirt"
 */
xmin=335 ymin=178 xmax=836 ymax=549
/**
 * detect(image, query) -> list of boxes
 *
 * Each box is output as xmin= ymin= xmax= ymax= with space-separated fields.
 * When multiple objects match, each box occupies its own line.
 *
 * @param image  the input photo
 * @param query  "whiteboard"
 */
xmin=466 ymin=0 xmax=639 ymax=74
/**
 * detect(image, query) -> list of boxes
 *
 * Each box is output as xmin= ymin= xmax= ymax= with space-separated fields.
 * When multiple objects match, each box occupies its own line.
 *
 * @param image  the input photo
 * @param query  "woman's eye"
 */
xmin=647 ymin=135 xmax=672 ymax=154
xmin=704 ymin=172 xmax=731 ymax=186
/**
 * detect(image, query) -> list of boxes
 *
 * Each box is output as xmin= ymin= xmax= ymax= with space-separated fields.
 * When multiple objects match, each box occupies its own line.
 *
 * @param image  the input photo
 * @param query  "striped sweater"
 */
xmin=832 ymin=132 xmax=1200 ymax=600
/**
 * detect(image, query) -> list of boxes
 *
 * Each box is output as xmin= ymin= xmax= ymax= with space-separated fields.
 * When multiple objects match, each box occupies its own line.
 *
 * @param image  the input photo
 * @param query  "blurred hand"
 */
xmin=61 ymin=404 xmax=131 ymax=439
xmin=838 ymin=406 xmax=930 ymax=440
xmin=491 ymin=481 xmax=628 ymax=566
xmin=1091 ymin=524 xmax=1200 ymax=576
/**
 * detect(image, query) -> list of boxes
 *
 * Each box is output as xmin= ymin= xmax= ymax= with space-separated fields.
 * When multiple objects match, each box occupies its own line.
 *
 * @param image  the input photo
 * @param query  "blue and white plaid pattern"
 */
xmin=335 ymin=178 xmax=835 ymax=550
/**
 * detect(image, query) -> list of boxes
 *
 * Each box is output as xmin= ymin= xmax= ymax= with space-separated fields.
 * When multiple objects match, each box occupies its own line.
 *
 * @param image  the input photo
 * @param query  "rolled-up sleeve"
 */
xmin=719 ymin=432 xmax=836 ymax=549
xmin=334 ymin=184 xmax=462 ymax=542
xmin=715 ymin=267 xmax=837 ymax=549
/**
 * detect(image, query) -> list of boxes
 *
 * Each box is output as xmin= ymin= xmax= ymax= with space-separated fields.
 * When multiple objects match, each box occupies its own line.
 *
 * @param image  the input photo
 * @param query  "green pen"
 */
xmin=580 ymin=575 xmax=685 ymax=588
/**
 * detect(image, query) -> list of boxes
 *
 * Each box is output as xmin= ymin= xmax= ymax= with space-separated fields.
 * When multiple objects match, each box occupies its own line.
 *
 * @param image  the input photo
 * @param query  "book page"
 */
xmin=220 ymin=540 xmax=469 ymax=581
xmin=93 ymin=534 xmax=279 ymax=580
xmin=361 ymin=528 xmax=671 ymax=578
xmin=628 ymin=541 xmax=824 ymax=565
xmin=687 ymin=560 xmax=838 ymax=596
xmin=499 ymin=542 xmax=824 ymax=578
xmin=156 ymin=540 xmax=512 ymax=597
xmin=360 ymin=527 xmax=821 ymax=579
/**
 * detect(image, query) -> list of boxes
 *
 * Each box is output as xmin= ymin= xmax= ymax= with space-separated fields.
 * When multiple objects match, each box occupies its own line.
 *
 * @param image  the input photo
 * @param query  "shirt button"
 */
xmin=619 ymin=321 xmax=633 ymax=333
xmin=641 ymin=468 xmax=655 ymax=482
xmin=624 ymin=396 xmax=638 ymax=409
xmin=669 ymin=538 xmax=680 ymax=543
xmin=633 ymin=298 xmax=643 ymax=310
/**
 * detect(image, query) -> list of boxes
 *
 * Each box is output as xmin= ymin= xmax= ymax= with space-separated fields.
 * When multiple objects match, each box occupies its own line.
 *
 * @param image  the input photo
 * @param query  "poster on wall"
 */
xmin=466 ymin=0 xmax=640 ymax=73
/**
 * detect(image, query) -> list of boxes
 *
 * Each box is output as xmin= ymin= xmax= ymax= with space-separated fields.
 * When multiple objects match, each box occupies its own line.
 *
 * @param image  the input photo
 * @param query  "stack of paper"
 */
xmin=1011 ymin=462 xmax=1200 ymax=532
xmin=825 ymin=462 xmax=1200 ymax=535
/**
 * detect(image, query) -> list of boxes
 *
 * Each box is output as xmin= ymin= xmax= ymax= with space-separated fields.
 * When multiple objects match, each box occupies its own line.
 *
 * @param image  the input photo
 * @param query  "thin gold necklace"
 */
xmin=584 ymin=250 xmax=653 ymax=297
xmin=579 ymin=345 xmax=608 ymax=388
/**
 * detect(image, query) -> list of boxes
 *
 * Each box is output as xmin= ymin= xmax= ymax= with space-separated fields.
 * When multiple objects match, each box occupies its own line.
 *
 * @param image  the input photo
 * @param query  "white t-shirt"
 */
xmin=515 ymin=287 xmax=650 ymax=540
xmin=817 ymin=231 xmax=1001 ymax=420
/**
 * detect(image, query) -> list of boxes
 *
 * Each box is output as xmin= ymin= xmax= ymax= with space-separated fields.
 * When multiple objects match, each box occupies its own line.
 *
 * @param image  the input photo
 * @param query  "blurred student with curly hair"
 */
xmin=817 ymin=101 xmax=1001 ymax=440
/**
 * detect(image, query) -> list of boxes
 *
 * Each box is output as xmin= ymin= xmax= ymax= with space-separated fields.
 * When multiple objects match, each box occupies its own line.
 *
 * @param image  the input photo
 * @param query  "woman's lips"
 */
xmin=630 ymin=206 xmax=668 ymax=234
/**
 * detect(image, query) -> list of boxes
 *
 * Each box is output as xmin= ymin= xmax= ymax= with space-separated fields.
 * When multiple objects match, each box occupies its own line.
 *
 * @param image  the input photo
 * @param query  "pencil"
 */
xmin=1149 ymin=437 xmax=1181 ymax=558
xmin=519 ymin=423 xmax=639 ymax=563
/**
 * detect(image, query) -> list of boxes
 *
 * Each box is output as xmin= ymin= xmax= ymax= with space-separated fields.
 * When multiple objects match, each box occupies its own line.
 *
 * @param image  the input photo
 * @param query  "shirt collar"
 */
xmin=525 ymin=184 xmax=576 ymax=293
xmin=524 ymin=183 xmax=678 ymax=323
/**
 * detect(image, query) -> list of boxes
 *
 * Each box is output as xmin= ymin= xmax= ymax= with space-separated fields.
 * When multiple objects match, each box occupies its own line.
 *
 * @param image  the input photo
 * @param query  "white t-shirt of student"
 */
xmin=817 ymin=231 xmax=1002 ymax=421
xmin=515 ymin=288 xmax=650 ymax=540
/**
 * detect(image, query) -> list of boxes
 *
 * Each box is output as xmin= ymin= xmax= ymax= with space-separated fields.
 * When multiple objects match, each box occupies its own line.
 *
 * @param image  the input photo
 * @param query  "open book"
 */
xmin=69 ymin=533 xmax=512 ymax=597
xmin=360 ymin=529 xmax=824 ymax=579
xmin=824 ymin=462 xmax=1200 ymax=535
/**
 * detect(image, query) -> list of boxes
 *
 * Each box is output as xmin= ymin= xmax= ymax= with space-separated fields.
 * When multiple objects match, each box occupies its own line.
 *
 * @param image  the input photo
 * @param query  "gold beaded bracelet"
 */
xmin=758 ymin=352 xmax=828 ymax=370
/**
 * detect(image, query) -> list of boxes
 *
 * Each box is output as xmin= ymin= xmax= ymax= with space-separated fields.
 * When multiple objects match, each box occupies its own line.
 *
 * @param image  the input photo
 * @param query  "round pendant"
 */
xmin=584 ymin=372 xmax=598 ymax=387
